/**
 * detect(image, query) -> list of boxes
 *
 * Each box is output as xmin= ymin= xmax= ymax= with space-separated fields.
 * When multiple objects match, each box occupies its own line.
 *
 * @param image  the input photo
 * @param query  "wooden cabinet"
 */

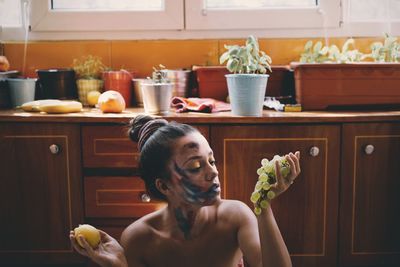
xmin=339 ymin=122 xmax=400 ymax=267
xmin=2 ymin=114 xmax=400 ymax=267
xmin=0 ymin=123 xmax=84 ymax=265
xmin=211 ymin=124 xmax=341 ymax=267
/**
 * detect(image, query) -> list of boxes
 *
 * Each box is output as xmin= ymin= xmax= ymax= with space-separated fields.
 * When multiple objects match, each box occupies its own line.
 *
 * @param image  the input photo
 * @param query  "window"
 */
xmin=343 ymin=0 xmax=400 ymax=36
xmin=347 ymin=0 xmax=400 ymax=21
xmin=185 ymin=0 xmax=341 ymax=30
xmin=30 ymin=0 xmax=183 ymax=31
xmin=51 ymin=0 xmax=163 ymax=11
xmin=1 ymin=0 xmax=399 ymax=40
xmin=0 ymin=0 xmax=22 ymax=27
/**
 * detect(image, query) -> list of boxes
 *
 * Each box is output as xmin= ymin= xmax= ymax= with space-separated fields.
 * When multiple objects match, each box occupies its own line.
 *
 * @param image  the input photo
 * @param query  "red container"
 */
xmin=291 ymin=62 xmax=400 ymax=110
xmin=192 ymin=66 xmax=230 ymax=101
xmin=102 ymin=70 xmax=134 ymax=106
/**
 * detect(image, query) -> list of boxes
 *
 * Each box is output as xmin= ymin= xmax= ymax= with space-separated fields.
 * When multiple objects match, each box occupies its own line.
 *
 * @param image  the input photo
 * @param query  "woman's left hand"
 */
xmin=272 ymin=151 xmax=301 ymax=197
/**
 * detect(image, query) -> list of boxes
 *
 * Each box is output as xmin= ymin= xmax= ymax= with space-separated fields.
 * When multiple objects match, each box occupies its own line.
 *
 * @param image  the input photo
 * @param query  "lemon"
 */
xmin=74 ymin=224 xmax=101 ymax=248
xmin=87 ymin=91 xmax=101 ymax=107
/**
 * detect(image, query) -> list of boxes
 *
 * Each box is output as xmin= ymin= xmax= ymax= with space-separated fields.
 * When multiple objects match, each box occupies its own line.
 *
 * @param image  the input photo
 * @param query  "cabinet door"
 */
xmin=0 ymin=123 xmax=84 ymax=264
xmin=340 ymin=123 xmax=400 ymax=267
xmin=211 ymin=124 xmax=340 ymax=267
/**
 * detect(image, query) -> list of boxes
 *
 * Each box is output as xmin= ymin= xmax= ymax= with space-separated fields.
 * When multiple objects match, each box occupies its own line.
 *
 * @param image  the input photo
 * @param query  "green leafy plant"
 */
xmin=300 ymin=39 xmax=366 ymax=63
xmin=299 ymin=41 xmax=329 ymax=63
xmin=72 ymin=55 xmax=106 ymax=79
xmin=328 ymin=39 xmax=366 ymax=63
xmin=369 ymin=34 xmax=400 ymax=62
xmin=219 ymin=35 xmax=272 ymax=74
xmin=147 ymin=64 xmax=170 ymax=83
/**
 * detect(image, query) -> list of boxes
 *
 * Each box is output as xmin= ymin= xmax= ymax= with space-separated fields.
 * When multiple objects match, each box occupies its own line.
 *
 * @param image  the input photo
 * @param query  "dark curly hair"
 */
xmin=128 ymin=114 xmax=197 ymax=200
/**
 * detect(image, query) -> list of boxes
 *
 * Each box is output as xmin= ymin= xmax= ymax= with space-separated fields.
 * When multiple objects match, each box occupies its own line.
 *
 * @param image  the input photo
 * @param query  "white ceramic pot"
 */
xmin=226 ymin=74 xmax=269 ymax=116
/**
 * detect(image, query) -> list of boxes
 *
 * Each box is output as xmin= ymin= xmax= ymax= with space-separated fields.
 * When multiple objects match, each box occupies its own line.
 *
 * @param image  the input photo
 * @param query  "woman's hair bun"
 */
xmin=128 ymin=114 xmax=168 ymax=151
xmin=128 ymin=114 xmax=154 ymax=143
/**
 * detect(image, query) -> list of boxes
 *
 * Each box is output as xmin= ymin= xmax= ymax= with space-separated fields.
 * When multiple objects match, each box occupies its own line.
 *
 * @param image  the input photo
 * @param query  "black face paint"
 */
xmin=174 ymin=162 xmax=220 ymax=205
xmin=174 ymin=208 xmax=195 ymax=240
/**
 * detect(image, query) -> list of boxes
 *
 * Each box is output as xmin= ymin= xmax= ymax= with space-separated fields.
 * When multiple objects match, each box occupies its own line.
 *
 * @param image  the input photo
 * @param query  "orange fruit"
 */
xmin=0 ymin=56 xmax=10 ymax=72
xmin=98 ymin=90 xmax=126 ymax=113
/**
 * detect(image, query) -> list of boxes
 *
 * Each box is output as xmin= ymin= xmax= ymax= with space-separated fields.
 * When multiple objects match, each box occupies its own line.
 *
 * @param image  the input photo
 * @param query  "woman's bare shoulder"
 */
xmin=219 ymin=199 xmax=252 ymax=211
xmin=120 ymin=208 xmax=164 ymax=249
xmin=218 ymin=199 xmax=255 ymax=222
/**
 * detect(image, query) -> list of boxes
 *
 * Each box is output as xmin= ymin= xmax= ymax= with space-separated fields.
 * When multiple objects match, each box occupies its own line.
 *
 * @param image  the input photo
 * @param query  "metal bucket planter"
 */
xmin=161 ymin=69 xmax=191 ymax=98
xmin=141 ymin=82 xmax=173 ymax=115
xmin=226 ymin=74 xmax=269 ymax=116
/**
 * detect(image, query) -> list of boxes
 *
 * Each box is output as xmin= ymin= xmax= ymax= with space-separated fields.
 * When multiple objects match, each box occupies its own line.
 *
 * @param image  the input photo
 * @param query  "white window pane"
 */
xmin=348 ymin=0 xmax=400 ymax=21
xmin=205 ymin=0 xmax=317 ymax=9
xmin=389 ymin=0 xmax=400 ymax=19
xmin=51 ymin=0 xmax=164 ymax=11
xmin=0 ymin=0 xmax=22 ymax=27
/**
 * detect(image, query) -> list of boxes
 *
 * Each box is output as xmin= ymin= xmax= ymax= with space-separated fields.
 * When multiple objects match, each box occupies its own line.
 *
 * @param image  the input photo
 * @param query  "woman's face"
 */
xmin=166 ymin=131 xmax=221 ymax=206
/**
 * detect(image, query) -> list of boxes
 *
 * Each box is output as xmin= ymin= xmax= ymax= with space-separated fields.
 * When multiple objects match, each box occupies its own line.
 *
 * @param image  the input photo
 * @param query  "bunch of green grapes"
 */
xmin=250 ymin=155 xmax=291 ymax=215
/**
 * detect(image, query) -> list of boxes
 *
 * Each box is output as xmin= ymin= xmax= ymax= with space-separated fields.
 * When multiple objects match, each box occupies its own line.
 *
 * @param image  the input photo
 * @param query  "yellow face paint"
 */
xmin=187 ymin=161 xmax=201 ymax=170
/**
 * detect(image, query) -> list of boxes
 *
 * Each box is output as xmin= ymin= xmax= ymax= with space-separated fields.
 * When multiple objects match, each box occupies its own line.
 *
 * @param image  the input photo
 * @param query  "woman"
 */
xmin=70 ymin=115 xmax=301 ymax=267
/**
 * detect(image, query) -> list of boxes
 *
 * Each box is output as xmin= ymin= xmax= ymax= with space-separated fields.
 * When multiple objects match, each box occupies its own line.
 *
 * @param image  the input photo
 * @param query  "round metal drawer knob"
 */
xmin=141 ymin=193 xmax=151 ymax=203
xmin=364 ymin=144 xmax=374 ymax=155
xmin=49 ymin=144 xmax=60 ymax=154
xmin=309 ymin=146 xmax=320 ymax=157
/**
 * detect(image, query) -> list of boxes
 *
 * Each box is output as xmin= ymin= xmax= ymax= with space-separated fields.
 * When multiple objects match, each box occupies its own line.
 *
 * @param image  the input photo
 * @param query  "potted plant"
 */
xmin=72 ymin=55 xmax=106 ymax=106
xmin=220 ymin=35 xmax=272 ymax=116
xmin=290 ymin=35 xmax=400 ymax=110
xmin=140 ymin=64 xmax=173 ymax=115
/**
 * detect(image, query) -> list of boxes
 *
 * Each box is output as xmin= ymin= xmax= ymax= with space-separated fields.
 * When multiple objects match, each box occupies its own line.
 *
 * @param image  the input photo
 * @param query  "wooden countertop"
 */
xmin=1 ymin=107 xmax=400 ymax=124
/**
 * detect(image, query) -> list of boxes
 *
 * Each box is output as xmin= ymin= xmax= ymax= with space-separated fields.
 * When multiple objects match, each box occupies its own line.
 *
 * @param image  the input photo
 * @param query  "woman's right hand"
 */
xmin=70 ymin=229 xmax=128 ymax=267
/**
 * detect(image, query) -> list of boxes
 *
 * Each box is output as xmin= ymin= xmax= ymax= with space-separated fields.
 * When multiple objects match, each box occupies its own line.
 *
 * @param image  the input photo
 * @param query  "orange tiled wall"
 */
xmin=3 ymin=37 xmax=383 ymax=78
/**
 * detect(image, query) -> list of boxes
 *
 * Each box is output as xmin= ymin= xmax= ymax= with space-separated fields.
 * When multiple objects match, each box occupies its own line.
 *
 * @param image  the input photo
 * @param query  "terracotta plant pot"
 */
xmin=192 ymin=65 xmax=295 ymax=103
xmin=102 ymin=70 xmax=134 ymax=106
xmin=291 ymin=62 xmax=400 ymax=110
xmin=192 ymin=66 xmax=230 ymax=101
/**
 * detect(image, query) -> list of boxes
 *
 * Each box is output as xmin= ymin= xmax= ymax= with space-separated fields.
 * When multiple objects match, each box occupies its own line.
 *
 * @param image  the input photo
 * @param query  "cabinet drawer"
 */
xmin=82 ymin=125 xmax=139 ymax=168
xmin=84 ymin=176 xmax=165 ymax=218
xmin=82 ymin=125 xmax=209 ymax=168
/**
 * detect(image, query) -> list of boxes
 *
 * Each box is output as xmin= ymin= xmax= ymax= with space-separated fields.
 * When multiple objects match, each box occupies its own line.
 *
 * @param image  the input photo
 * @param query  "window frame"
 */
xmin=185 ymin=0 xmax=342 ymax=30
xmin=1 ymin=0 xmax=399 ymax=40
xmin=29 ymin=0 xmax=184 ymax=31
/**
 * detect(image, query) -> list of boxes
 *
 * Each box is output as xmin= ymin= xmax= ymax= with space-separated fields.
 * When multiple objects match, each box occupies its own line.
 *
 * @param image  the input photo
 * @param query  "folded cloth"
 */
xmin=171 ymin=97 xmax=231 ymax=113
